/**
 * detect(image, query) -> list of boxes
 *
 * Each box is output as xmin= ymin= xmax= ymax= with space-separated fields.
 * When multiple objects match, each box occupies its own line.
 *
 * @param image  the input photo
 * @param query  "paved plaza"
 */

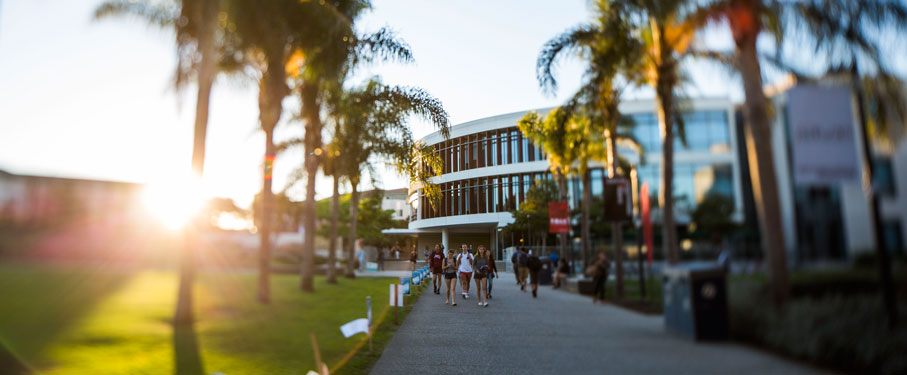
xmin=371 ymin=272 xmax=825 ymax=375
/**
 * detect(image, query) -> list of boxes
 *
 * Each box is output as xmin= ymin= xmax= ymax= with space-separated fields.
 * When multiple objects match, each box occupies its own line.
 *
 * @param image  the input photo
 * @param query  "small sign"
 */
xmin=641 ymin=182 xmax=654 ymax=265
xmin=400 ymin=277 xmax=411 ymax=295
xmin=549 ymin=202 xmax=569 ymax=233
xmin=604 ymin=178 xmax=632 ymax=222
xmin=389 ymin=284 xmax=404 ymax=306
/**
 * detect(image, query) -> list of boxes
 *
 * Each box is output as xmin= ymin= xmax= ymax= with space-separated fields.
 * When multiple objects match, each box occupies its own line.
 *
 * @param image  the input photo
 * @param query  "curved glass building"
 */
xmin=387 ymin=98 xmax=743 ymax=259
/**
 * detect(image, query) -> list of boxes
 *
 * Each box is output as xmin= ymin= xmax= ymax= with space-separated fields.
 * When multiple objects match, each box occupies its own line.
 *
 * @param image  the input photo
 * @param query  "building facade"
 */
xmin=391 ymin=98 xmax=743 ymax=259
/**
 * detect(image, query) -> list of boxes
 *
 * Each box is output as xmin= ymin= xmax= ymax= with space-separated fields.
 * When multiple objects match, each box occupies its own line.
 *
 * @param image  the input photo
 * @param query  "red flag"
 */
xmin=641 ymin=183 xmax=654 ymax=265
xmin=548 ymin=202 xmax=569 ymax=234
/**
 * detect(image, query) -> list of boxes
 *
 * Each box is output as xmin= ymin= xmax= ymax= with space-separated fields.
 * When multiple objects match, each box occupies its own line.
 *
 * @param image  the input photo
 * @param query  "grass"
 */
xmin=0 ymin=262 xmax=414 ymax=374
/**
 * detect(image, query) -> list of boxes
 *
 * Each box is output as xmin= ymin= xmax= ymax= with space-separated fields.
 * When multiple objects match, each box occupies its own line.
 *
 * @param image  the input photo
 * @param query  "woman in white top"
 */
xmin=456 ymin=244 xmax=474 ymax=299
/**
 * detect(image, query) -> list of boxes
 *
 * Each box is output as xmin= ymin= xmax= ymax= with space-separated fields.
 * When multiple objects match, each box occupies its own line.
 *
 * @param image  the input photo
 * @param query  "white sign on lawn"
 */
xmin=340 ymin=318 xmax=369 ymax=338
xmin=389 ymin=284 xmax=404 ymax=306
xmin=787 ymin=85 xmax=861 ymax=186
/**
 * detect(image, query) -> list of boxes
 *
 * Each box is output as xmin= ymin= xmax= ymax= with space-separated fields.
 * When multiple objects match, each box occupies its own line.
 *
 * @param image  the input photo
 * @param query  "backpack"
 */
xmin=518 ymin=252 xmax=528 ymax=266
xmin=527 ymin=255 xmax=540 ymax=271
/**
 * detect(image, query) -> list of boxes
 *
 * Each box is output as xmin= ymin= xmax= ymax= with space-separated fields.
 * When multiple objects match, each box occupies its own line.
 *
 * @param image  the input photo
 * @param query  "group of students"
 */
xmin=427 ymin=243 xmax=497 ymax=307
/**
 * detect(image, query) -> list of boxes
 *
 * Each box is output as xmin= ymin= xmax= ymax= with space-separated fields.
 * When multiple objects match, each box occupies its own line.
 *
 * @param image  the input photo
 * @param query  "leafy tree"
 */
xmin=328 ymin=78 xmax=449 ymax=277
xmin=518 ymin=109 xmax=585 ymax=263
xmin=507 ymin=179 xmax=560 ymax=250
xmin=690 ymin=193 xmax=736 ymax=254
xmin=95 ymin=0 xmax=221 ymax=324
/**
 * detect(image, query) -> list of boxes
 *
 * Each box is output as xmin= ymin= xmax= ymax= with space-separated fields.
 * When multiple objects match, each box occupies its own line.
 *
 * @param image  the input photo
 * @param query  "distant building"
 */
xmin=737 ymin=82 xmax=907 ymax=262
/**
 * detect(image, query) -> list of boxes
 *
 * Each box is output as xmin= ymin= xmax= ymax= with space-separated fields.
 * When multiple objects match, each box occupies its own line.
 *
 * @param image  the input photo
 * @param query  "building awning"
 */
xmin=381 ymin=228 xmax=442 ymax=235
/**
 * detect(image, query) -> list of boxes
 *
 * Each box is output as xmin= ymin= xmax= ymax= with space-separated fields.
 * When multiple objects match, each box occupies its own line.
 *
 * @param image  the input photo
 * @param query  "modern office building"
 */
xmin=740 ymin=82 xmax=907 ymax=262
xmin=386 ymin=98 xmax=743 ymax=259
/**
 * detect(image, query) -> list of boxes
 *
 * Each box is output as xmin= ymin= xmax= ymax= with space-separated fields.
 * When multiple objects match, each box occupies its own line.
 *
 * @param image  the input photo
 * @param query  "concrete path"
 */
xmin=370 ymin=272 xmax=824 ymax=375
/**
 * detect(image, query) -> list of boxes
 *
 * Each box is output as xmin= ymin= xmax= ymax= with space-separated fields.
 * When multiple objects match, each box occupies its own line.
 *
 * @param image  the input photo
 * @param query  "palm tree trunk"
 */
xmin=556 ymin=170 xmax=569 ymax=266
xmin=605 ymin=128 xmax=624 ymax=298
xmin=258 ymin=129 xmax=275 ymax=303
xmin=655 ymin=63 xmax=679 ymax=265
xmin=175 ymin=0 xmax=218 ymax=325
xmin=346 ymin=180 xmax=360 ymax=278
xmin=326 ymin=175 xmax=340 ymax=284
xmin=300 ymin=81 xmax=321 ymax=292
xmin=737 ymin=36 xmax=789 ymax=306
xmin=580 ymin=167 xmax=592 ymax=273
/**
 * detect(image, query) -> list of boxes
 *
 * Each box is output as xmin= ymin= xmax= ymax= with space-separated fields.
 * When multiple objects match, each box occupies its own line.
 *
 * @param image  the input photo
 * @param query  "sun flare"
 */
xmin=141 ymin=177 xmax=205 ymax=230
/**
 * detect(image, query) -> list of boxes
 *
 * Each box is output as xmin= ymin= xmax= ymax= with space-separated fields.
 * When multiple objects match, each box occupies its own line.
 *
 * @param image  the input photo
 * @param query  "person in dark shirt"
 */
xmin=588 ymin=252 xmax=610 ymax=304
xmin=486 ymin=247 xmax=498 ymax=299
xmin=443 ymin=250 xmax=458 ymax=306
xmin=526 ymin=250 xmax=542 ymax=298
xmin=429 ymin=244 xmax=445 ymax=294
xmin=517 ymin=248 xmax=529 ymax=291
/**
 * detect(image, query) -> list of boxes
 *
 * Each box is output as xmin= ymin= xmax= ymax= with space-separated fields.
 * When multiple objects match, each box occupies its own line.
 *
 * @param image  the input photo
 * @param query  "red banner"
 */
xmin=549 ymin=202 xmax=569 ymax=234
xmin=640 ymin=183 xmax=653 ymax=265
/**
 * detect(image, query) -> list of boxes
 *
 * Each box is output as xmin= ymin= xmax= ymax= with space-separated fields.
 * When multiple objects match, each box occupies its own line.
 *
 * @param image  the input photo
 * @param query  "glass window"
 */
xmin=591 ymin=169 xmax=604 ymax=196
xmin=477 ymin=133 xmax=485 ymax=168
xmin=490 ymin=135 xmax=497 ymax=166
xmin=511 ymin=130 xmax=520 ymax=164
xmin=492 ymin=177 xmax=499 ymax=212
xmin=521 ymin=134 xmax=529 ymax=163
xmin=500 ymin=131 xmax=509 ymax=165
xmin=511 ymin=175 xmax=519 ymax=211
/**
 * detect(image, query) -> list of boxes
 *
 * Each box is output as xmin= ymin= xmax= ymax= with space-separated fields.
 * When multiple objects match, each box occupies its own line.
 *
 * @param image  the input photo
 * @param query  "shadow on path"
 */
xmin=173 ymin=322 xmax=205 ymax=375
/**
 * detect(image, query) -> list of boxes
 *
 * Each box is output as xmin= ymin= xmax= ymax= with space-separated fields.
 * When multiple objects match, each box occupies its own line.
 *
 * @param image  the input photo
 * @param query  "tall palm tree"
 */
xmin=95 ymin=0 xmax=221 ymax=324
xmin=322 ymin=122 xmax=344 ymax=284
xmin=330 ymin=78 xmax=449 ymax=278
xmin=293 ymin=21 xmax=417 ymax=290
xmin=519 ymin=109 xmax=585 ymax=265
xmin=694 ymin=0 xmax=907 ymax=311
xmin=536 ymin=0 xmax=644 ymax=292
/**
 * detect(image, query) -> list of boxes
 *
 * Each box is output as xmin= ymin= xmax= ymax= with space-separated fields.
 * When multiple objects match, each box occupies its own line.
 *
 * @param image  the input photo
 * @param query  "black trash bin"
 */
xmin=662 ymin=263 xmax=728 ymax=341
xmin=538 ymin=258 xmax=553 ymax=285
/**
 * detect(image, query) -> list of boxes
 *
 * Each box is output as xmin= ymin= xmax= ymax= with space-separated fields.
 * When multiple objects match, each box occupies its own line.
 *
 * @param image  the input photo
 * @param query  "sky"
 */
xmin=0 ymin=0 xmax=765 ymax=208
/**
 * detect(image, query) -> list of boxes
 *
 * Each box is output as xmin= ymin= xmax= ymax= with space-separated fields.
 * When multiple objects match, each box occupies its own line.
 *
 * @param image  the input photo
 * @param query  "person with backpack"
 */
xmin=526 ymin=249 xmax=542 ymax=298
xmin=485 ymin=246 xmax=498 ymax=299
xmin=443 ymin=249 xmax=458 ymax=306
xmin=473 ymin=246 xmax=492 ymax=307
xmin=517 ymin=247 xmax=529 ymax=291
xmin=429 ymin=244 xmax=445 ymax=294
xmin=456 ymin=244 xmax=475 ymax=299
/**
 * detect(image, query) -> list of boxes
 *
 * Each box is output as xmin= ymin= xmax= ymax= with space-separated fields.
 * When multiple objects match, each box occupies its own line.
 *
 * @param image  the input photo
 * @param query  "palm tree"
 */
xmin=536 ymin=0 xmax=644 ymax=293
xmin=293 ymin=21 xmax=418 ymax=290
xmin=95 ymin=0 xmax=221 ymax=324
xmin=330 ymin=78 xmax=449 ymax=278
xmin=519 ymin=108 xmax=585 ymax=265
xmin=322 ymin=122 xmax=344 ymax=284
xmin=694 ymin=0 xmax=907 ymax=312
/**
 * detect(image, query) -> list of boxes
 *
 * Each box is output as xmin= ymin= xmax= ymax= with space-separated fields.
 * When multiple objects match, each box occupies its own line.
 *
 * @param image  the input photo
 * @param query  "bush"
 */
xmin=730 ymin=279 xmax=907 ymax=374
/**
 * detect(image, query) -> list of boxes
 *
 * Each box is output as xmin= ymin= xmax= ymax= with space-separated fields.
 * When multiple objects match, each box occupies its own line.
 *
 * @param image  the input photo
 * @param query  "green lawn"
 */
xmin=0 ymin=262 xmax=410 ymax=374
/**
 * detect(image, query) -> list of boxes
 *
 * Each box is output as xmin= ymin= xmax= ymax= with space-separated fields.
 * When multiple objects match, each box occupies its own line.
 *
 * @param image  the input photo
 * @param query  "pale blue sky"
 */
xmin=0 ymin=0 xmax=819 ymax=207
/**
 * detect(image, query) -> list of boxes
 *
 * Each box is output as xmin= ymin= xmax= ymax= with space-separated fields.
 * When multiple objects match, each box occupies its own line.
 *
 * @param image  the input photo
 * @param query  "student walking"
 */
xmin=473 ymin=246 xmax=491 ymax=307
xmin=443 ymin=250 xmax=458 ymax=306
xmin=377 ymin=248 xmax=385 ymax=271
xmin=456 ymin=244 xmax=474 ymax=299
xmin=486 ymin=247 xmax=498 ymax=299
xmin=516 ymin=248 xmax=529 ymax=291
xmin=429 ymin=244 xmax=445 ymax=294
xmin=527 ymin=250 xmax=542 ymax=298
xmin=409 ymin=246 xmax=417 ymax=271
xmin=589 ymin=252 xmax=610 ymax=303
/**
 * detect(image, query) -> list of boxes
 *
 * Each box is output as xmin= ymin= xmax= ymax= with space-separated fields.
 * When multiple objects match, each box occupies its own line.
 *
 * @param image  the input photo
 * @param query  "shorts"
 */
xmin=444 ymin=272 xmax=456 ymax=280
xmin=529 ymin=270 xmax=539 ymax=285
xmin=517 ymin=267 xmax=529 ymax=282
xmin=474 ymin=272 xmax=486 ymax=280
xmin=459 ymin=272 xmax=473 ymax=282
xmin=432 ymin=266 xmax=442 ymax=274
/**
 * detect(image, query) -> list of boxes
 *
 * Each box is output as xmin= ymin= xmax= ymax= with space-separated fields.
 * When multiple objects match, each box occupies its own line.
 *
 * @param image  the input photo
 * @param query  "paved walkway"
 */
xmin=370 ymin=272 xmax=825 ymax=375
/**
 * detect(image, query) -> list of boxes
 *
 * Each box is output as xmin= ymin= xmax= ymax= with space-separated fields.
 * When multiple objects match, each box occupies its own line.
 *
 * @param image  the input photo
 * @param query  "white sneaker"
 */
xmin=478 ymin=302 xmax=483 ymax=306
xmin=483 ymin=302 xmax=489 ymax=307
xmin=463 ymin=293 xmax=468 ymax=299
